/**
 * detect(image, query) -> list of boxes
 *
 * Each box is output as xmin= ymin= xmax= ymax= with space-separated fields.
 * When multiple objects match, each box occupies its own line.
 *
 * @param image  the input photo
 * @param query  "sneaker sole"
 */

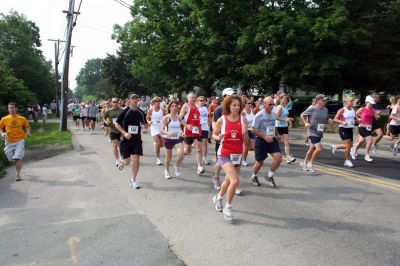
xmin=286 ymin=159 xmax=296 ymax=164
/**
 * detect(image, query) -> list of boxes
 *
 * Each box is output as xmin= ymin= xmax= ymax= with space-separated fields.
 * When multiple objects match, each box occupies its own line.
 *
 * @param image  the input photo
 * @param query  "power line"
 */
xmin=73 ymin=0 xmax=83 ymax=25
xmin=113 ymin=0 xmax=132 ymax=9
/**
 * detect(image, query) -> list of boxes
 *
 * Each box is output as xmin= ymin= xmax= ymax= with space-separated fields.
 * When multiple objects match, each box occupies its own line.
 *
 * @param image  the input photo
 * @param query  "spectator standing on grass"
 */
xmin=0 ymin=102 xmax=31 ymax=181
xmin=42 ymin=105 xmax=48 ymax=124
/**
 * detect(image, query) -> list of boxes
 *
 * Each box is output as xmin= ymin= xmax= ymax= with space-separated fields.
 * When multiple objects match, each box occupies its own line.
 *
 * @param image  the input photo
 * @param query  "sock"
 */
xmin=217 ymin=194 xmax=223 ymax=200
xmin=252 ymin=172 xmax=257 ymax=177
xmin=268 ymin=170 xmax=274 ymax=178
xmin=225 ymin=203 xmax=232 ymax=208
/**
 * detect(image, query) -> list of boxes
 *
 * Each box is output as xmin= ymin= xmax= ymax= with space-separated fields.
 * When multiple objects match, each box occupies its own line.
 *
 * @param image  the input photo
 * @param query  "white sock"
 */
xmin=225 ymin=203 xmax=232 ymax=208
xmin=268 ymin=170 xmax=274 ymax=178
xmin=217 ymin=194 xmax=223 ymax=200
xmin=252 ymin=172 xmax=257 ymax=177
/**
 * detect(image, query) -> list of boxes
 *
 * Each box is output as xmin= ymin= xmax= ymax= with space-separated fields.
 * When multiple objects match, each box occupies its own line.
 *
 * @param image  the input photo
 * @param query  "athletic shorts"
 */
xmin=119 ymin=139 xmax=143 ymax=159
xmin=73 ymin=115 xmax=80 ymax=121
xmin=110 ymin=132 xmax=121 ymax=141
xmin=4 ymin=139 xmax=25 ymax=161
xmin=217 ymin=155 xmax=241 ymax=167
xmin=339 ymin=127 xmax=353 ymax=141
xmin=372 ymin=120 xmax=381 ymax=131
xmin=88 ymin=117 xmax=96 ymax=122
xmin=255 ymin=137 xmax=281 ymax=161
xmin=389 ymin=125 xmax=400 ymax=136
xmin=248 ymin=130 xmax=255 ymax=140
xmin=201 ymin=130 xmax=209 ymax=139
xmin=358 ymin=127 xmax=372 ymax=138
xmin=277 ymin=126 xmax=289 ymax=135
xmin=164 ymin=138 xmax=183 ymax=149
xmin=309 ymin=136 xmax=322 ymax=144
xmin=103 ymin=122 xmax=108 ymax=127
xmin=184 ymin=136 xmax=202 ymax=145
xmin=288 ymin=110 xmax=294 ymax=118
xmin=80 ymin=116 xmax=86 ymax=121
xmin=215 ymin=141 xmax=220 ymax=159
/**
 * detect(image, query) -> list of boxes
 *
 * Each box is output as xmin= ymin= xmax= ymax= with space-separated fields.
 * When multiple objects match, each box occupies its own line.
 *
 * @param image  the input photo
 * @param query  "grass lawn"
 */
xmin=0 ymin=123 xmax=73 ymax=177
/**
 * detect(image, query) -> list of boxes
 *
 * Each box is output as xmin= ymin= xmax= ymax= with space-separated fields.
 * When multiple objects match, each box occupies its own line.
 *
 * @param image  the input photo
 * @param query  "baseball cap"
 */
xmin=129 ymin=93 xmax=139 ymax=99
xmin=222 ymin=87 xmax=236 ymax=97
xmin=365 ymin=95 xmax=376 ymax=105
xmin=315 ymin=94 xmax=328 ymax=101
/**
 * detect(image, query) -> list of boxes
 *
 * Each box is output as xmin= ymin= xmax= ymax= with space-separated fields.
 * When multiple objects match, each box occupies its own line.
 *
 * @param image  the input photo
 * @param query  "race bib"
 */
xmin=266 ymin=126 xmax=275 ymax=136
xmin=169 ymin=127 xmax=180 ymax=139
xmin=317 ymin=124 xmax=325 ymax=132
xmin=191 ymin=126 xmax=199 ymax=134
xmin=154 ymin=119 xmax=161 ymax=125
xmin=201 ymin=117 xmax=208 ymax=124
xmin=112 ymin=118 xmax=117 ymax=124
xmin=128 ymin=125 xmax=139 ymax=134
xmin=365 ymin=125 xmax=372 ymax=131
xmin=347 ymin=121 xmax=355 ymax=127
xmin=230 ymin=154 xmax=242 ymax=165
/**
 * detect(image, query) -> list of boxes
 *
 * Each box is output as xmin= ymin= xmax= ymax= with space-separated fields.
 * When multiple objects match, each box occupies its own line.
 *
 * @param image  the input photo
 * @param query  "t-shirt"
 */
xmin=71 ymin=104 xmax=80 ymax=116
xmin=104 ymin=108 xmax=123 ymax=133
xmin=87 ymin=104 xmax=98 ymax=118
xmin=390 ymin=105 xmax=400 ymax=126
xmin=42 ymin=107 xmax=48 ymax=116
xmin=213 ymin=106 xmax=223 ymax=122
xmin=116 ymin=107 xmax=147 ymax=142
xmin=252 ymin=110 xmax=276 ymax=137
xmin=301 ymin=105 xmax=329 ymax=137
xmin=0 ymin=115 xmax=30 ymax=143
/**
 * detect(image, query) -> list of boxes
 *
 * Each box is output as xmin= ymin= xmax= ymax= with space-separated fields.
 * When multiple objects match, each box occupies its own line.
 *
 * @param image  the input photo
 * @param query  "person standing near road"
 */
xmin=115 ymin=93 xmax=148 ymax=189
xmin=250 ymin=96 xmax=282 ymax=187
xmin=331 ymin=96 xmax=357 ymax=167
xmin=87 ymin=100 xmax=98 ymax=134
xmin=299 ymin=94 xmax=330 ymax=173
xmin=42 ymin=104 xmax=48 ymax=124
xmin=147 ymin=96 xmax=166 ymax=165
xmin=275 ymin=95 xmax=296 ymax=164
xmin=197 ymin=96 xmax=210 ymax=165
xmin=212 ymin=95 xmax=248 ymax=222
xmin=242 ymin=98 xmax=255 ymax=167
xmin=0 ymin=102 xmax=31 ymax=181
xmin=104 ymin=98 xmax=123 ymax=167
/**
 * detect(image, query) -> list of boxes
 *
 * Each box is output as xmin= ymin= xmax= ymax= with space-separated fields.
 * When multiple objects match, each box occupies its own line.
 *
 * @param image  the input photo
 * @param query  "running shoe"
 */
xmin=203 ymin=158 xmax=210 ymax=165
xmin=286 ymin=156 xmax=296 ymax=164
xmin=265 ymin=176 xmax=277 ymax=188
xmin=344 ymin=160 xmax=354 ymax=168
xmin=364 ymin=154 xmax=373 ymax=163
xmin=197 ymin=166 xmax=205 ymax=175
xmin=130 ymin=179 xmax=140 ymax=189
xmin=164 ymin=169 xmax=171 ymax=179
xmin=371 ymin=144 xmax=379 ymax=154
xmin=242 ymin=160 xmax=249 ymax=167
xmin=300 ymin=161 xmax=309 ymax=171
xmin=307 ymin=163 xmax=315 ymax=173
xmin=331 ymin=145 xmax=337 ymax=156
xmin=235 ymin=188 xmax=242 ymax=195
xmin=15 ymin=173 xmax=21 ymax=181
xmin=173 ymin=164 xmax=181 ymax=177
xmin=117 ymin=161 xmax=124 ymax=170
xmin=212 ymin=195 xmax=223 ymax=212
xmin=392 ymin=144 xmax=398 ymax=157
xmin=108 ymin=139 xmax=112 ymax=143
xmin=213 ymin=176 xmax=221 ymax=190
xmin=223 ymin=206 xmax=233 ymax=222
xmin=250 ymin=174 xmax=260 ymax=186
xmin=350 ymin=147 xmax=357 ymax=160
xmin=156 ymin=158 xmax=162 ymax=165
xmin=91 ymin=130 xmax=95 ymax=135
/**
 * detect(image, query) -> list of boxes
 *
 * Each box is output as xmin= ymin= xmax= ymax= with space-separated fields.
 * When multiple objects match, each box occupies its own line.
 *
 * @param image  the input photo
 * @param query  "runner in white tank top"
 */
xmin=146 ymin=96 xmax=166 ymax=165
xmin=197 ymin=96 xmax=210 ymax=165
xmin=242 ymin=99 xmax=255 ymax=166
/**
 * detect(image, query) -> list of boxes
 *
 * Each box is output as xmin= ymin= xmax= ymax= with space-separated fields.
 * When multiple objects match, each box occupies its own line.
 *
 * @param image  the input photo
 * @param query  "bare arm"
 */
xmin=334 ymin=108 xmax=345 ymax=125
xmin=212 ymin=118 xmax=223 ymax=141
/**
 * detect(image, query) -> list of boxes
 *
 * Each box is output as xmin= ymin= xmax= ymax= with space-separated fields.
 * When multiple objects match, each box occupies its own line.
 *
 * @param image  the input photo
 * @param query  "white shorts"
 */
xmin=151 ymin=125 xmax=161 ymax=137
xmin=4 ymin=139 xmax=25 ymax=161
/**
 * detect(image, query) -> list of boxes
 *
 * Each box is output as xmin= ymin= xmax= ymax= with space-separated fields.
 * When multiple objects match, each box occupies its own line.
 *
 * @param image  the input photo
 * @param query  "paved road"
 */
xmin=1 ymin=124 xmax=400 ymax=265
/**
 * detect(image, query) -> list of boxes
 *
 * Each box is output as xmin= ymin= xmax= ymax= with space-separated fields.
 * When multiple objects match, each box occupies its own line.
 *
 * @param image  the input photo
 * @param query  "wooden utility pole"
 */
xmin=48 ymin=39 xmax=65 ymax=118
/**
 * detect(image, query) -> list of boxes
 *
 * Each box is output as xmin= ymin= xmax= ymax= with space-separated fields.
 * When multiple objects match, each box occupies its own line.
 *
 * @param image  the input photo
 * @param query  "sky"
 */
xmin=1 ymin=0 xmax=132 ymax=89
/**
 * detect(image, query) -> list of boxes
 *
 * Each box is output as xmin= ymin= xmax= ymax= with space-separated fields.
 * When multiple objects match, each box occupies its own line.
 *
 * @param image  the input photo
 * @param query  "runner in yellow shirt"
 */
xmin=0 ymin=102 xmax=31 ymax=181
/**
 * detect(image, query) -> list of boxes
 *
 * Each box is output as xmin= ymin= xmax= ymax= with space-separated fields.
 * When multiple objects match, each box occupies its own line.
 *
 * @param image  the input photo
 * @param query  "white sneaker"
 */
xmin=203 ymin=158 xmax=210 ymax=165
xmin=212 ymin=195 xmax=223 ymax=212
xmin=286 ymin=156 xmax=296 ymax=164
xmin=223 ymin=206 xmax=233 ymax=222
xmin=108 ymin=139 xmax=112 ymax=143
xmin=130 ymin=179 xmax=140 ymax=189
xmin=307 ymin=163 xmax=315 ymax=173
xmin=242 ymin=160 xmax=249 ymax=167
xmin=235 ymin=188 xmax=242 ymax=195
xmin=156 ymin=158 xmax=162 ymax=165
xmin=371 ymin=144 xmax=379 ymax=154
xmin=173 ymin=164 xmax=181 ymax=177
xmin=331 ymin=145 xmax=337 ymax=156
xmin=197 ymin=166 xmax=205 ymax=175
xmin=364 ymin=154 xmax=373 ymax=163
xmin=392 ymin=144 xmax=399 ymax=157
xmin=117 ymin=161 xmax=124 ymax=170
xmin=344 ymin=160 xmax=354 ymax=168
xmin=300 ymin=161 xmax=308 ymax=171
xmin=15 ymin=172 xmax=22 ymax=181
xmin=91 ymin=130 xmax=95 ymax=135
xmin=350 ymin=147 xmax=357 ymax=160
xmin=164 ymin=169 xmax=171 ymax=179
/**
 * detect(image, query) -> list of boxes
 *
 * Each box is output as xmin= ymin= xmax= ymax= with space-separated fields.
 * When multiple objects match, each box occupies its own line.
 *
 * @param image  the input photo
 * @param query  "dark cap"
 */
xmin=129 ymin=93 xmax=139 ymax=99
xmin=315 ymin=94 xmax=328 ymax=101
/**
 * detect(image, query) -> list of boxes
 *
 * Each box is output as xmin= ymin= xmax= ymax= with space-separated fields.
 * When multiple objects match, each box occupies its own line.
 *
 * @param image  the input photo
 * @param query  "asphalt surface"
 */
xmin=1 ymin=123 xmax=400 ymax=265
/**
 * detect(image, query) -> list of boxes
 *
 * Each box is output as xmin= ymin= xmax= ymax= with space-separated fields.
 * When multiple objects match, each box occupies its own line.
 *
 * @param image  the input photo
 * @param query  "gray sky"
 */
xmin=1 ymin=0 xmax=131 ymax=90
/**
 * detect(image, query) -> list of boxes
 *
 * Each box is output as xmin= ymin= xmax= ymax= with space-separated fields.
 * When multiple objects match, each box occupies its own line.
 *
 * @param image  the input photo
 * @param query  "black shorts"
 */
xmin=201 ymin=130 xmax=209 ymax=139
xmin=358 ymin=127 xmax=372 ymax=137
xmin=80 ymin=116 xmax=86 ymax=121
xmin=110 ymin=132 xmax=121 ymax=141
xmin=277 ymin=126 xmax=289 ymax=135
xmin=215 ymin=141 xmax=220 ymax=159
xmin=184 ymin=136 xmax=202 ymax=145
xmin=372 ymin=119 xmax=381 ymax=131
xmin=88 ymin=117 xmax=96 ymax=122
xmin=72 ymin=115 xmax=80 ymax=121
xmin=255 ymin=137 xmax=281 ymax=161
xmin=309 ymin=136 xmax=322 ymax=144
xmin=288 ymin=110 xmax=294 ymax=118
xmin=339 ymin=127 xmax=353 ymax=141
xmin=119 ymin=139 xmax=143 ymax=159
xmin=389 ymin=125 xmax=400 ymax=136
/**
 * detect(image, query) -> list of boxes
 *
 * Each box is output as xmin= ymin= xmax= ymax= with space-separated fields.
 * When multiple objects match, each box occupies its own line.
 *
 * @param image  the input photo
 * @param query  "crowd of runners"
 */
xmin=1 ymin=90 xmax=399 ymax=222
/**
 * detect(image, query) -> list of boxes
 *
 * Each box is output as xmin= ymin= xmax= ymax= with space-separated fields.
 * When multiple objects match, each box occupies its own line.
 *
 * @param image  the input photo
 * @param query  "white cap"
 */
xmin=222 ymin=87 xmax=235 ymax=97
xmin=365 ymin=96 xmax=376 ymax=105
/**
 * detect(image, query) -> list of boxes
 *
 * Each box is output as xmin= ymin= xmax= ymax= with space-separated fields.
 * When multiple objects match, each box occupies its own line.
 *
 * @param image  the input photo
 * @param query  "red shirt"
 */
xmin=218 ymin=115 xmax=243 ymax=157
xmin=184 ymin=104 xmax=202 ymax=137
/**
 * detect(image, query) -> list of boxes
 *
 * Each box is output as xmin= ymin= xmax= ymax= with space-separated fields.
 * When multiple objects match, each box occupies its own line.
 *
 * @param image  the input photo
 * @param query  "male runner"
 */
xmin=104 ymin=98 xmax=123 ymax=167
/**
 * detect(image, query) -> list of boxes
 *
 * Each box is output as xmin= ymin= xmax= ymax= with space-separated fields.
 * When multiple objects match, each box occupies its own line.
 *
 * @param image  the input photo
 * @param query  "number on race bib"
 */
xmin=128 ymin=125 xmax=139 ymax=134
xmin=191 ymin=126 xmax=199 ymax=134
xmin=317 ymin=124 xmax=325 ymax=132
xmin=365 ymin=125 xmax=372 ymax=131
xmin=347 ymin=121 xmax=354 ymax=127
xmin=112 ymin=118 xmax=117 ymax=124
xmin=230 ymin=154 xmax=242 ymax=164
xmin=266 ymin=126 xmax=275 ymax=136
xmin=155 ymin=120 xmax=161 ymax=125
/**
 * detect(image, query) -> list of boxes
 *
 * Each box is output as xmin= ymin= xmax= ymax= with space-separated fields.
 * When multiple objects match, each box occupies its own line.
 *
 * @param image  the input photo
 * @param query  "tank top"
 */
xmin=390 ymin=105 xmax=400 ymax=126
xmin=275 ymin=105 xmax=289 ymax=127
xmin=244 ymin=110 xmax=255 ymax=129
xmin=339 ymin=107 xmax=356 ymax=128
xmin=198 ymin=106 xmax=209 ymax=132
xmin=165 ymin=114 xmax=182 ymax=139
xmin=218 ymin=115 xmax=244 ymax=157
xmin=360 ymin=107 xmax=375 ymax=128
xmin=183 ymin=104 xmax=201 ymax=137
xmin=150 ymin=108 xmax=163 ymax=130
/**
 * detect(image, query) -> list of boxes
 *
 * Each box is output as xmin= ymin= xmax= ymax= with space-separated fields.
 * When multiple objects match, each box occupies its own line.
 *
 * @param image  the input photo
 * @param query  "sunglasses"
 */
xmin=246 ymin=102 xmax=252 ymax=105
xmin=112 ymin=101 xmax=118 ymax=103
xmin=267 ymin=104 xmax=274 ymax=106
xmin=198 ymin=100 xmax=205 ymax=102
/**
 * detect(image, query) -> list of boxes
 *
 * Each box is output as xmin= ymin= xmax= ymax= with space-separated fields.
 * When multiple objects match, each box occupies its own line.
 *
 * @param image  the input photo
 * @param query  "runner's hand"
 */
xmin=124 ymin=132 xmax=131 ymax=140
xmin=218 ymin=133 xmax=225 ymax=141
xmin=305 ymin=122 xmax=311 ymax=129
xmin=263 ymin=135 xmax=273 ymax=143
